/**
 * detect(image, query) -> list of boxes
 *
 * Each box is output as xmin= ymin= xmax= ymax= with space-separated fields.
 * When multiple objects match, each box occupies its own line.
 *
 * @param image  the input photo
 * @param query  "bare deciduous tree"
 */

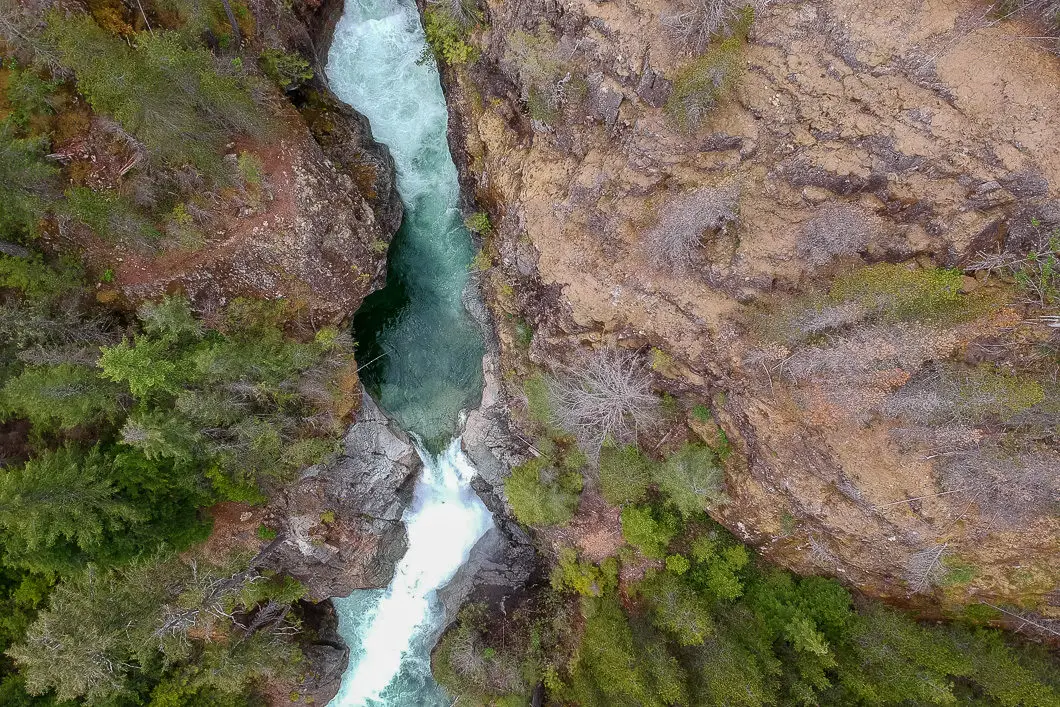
xmin=661 ymin=0 xmax=743 ymax=54
xmin=549 ymin=349 xmax=660 ymax=457
xmin=448 ymin=629 xmax=488 ymax=684
xmin=935 ymin=447 xmax=1060 ymax=526
xmin=785 ymin=324 xmax=936 ymax=380
xmin=429 ymin=0 xmax=480 ymax=26
xmin=644 ymin=185 xmax=739 ymax=269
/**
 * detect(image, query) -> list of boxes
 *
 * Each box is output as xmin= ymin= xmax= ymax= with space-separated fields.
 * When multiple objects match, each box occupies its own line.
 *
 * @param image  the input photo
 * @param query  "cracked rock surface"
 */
xmin=266 ymin=390 xmax=420 ymax=601
xmin=439 ymin=0 xmax=1060 ymax=604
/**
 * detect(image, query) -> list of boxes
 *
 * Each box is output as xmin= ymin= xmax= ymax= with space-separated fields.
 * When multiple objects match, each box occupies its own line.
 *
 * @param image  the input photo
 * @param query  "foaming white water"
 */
xmin=330 ymin=441 xmax=493 ymax=706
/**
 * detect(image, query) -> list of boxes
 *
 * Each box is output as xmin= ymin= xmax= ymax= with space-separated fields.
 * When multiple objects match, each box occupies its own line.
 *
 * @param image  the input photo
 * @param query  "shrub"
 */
xmin=63 ymin=186 xmax=157 ymax=244
xmin=0 ymin=254 xmax=83 ymax=302
xmin=970 ymin=220 xmax=1060 ymax=306
xmin=884 ymin=366 xmax=1045 ymax=425
xmin=598 ymin=444 xmax=652 ymax=506
xmin=505 ymin=457 xmax=581 ymax=526
xmin=429 ymin=0 xmax=482 ymax=26
xmin=506 ymin=29 xmax=572 ymax=124
xmin=551 ymin=547 xmax=618 ymax=596
xmin=653 ymin=443 xmax=728 ymax=518
xmin=644 ymin=185 xmax=739 ymax=268
xmin=236 ymin=151 xmax=264 ymax=188
xmin=796 ymin=204 xmax=878 ymax=265
xmin=828 ymin=263 xmax=967 ymax=323
xmin=523 ymin=372 xmax=553 ymax=426
xmin=620 ymin=505 xmax=677 ymax=558
xmin=4 ymin=66 xmax=58 ymax=128
xmin=665 ymin=35 xmax=744 ymax=133
xmin=464 ymin=211 xmax=491 ymax=234
xmin=691 ymin=404 xmax=712 ymax=423
xmin=661 ymin=0 xmax=753 ymax=53
xmin=424 ymin=6 xmax=478 ymax=65
xmin=259 ymin=48 xmax=313 ymax=91
xmin=548 ymin=350 xmax=660 ymax=456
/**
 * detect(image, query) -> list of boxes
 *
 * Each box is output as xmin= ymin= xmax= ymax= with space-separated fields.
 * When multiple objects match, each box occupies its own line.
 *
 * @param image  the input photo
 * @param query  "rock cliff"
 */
xmin=265 ymin=391 xmax=420 ymax=601
xmin=437 ymin=0 xmax=1060 ymax=615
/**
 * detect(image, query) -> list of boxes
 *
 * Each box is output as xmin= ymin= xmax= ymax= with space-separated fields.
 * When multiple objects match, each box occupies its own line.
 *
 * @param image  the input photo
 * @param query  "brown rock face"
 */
xmin=440 ymin=0 xmax=1060 ymax=610
xmin=112 ymin=97 xmax=398 ymax=325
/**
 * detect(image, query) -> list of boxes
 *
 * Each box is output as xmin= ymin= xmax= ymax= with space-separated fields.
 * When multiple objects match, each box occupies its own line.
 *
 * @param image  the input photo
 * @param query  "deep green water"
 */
xmin=333 ymin=0 xmax=485 ymax=450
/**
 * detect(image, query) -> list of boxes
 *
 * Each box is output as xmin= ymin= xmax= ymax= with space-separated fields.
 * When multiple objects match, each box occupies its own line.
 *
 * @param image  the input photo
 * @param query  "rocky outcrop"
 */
xmin=445 ymin=355 xmax=537 ymax=621
xmin=438 ymin=0 xmax=1060 ymax=608
xmin=265 ymin=391 xmax=420 ymax=601
xmin=287 ymin=600 xmax=350 ymax=705
xmin=109 ymin=95 xmax=398 ymax=325
xmin=92 ymin=0 xmax=402 ymax=326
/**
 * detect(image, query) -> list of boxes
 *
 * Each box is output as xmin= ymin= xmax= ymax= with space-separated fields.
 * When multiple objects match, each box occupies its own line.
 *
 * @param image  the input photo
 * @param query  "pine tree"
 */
xmin=120 ymin=410 xmax=201 ymax=461
xmin=138 ymin=296 xmax=203 ymax=344
xmin=0 ymin=364 xmax=122 ymax=431
xmin=98 ymin=337 xmax=184 ymax=397
xmin=0 ymin=447 xmax=141 ymax=571
xmin=640 ymin=571 xmax=715 ymax=646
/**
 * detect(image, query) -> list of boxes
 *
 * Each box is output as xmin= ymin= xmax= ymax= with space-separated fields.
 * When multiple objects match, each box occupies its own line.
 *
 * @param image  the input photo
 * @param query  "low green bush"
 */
xmin=424 ymin=7 xmax=478 ymax=65
xmin=505 ymin=457 xmax=581 ymax=526
xmin=259 ymin=48 xmax=313 ymax=91
xmin=598 ymin=444 xmax=652 ymax=506
xmin=653 ymin=443 xmax=728 ymax=518
xmin=620 ymin=504 xmax=678 ymax=559
xmin=665 ymin=36 xmax=744 ymax=133
xmin=828 ymin=262 xmax=995 ymax=324
xmin=551 ymin=547 xmax=617 ymax=597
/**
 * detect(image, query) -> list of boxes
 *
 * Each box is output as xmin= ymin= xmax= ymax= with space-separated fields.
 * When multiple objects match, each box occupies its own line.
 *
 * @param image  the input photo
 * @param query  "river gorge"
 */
xmin=325 ymin=0 xmax=495 ymax=703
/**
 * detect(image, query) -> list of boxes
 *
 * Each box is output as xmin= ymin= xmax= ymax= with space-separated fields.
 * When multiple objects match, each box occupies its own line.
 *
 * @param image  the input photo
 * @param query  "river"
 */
xmin=324 ymin=0 xmax=494 ymax=703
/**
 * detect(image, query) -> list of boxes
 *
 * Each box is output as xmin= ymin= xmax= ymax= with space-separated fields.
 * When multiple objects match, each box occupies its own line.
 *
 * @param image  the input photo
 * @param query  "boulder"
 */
xmin=266 ymin=391 xmax=420 ymax=601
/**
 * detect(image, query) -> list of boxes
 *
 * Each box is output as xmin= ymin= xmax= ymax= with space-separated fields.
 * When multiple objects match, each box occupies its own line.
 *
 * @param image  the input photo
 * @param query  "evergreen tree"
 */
xmin=98 ymin=336 xmax=186 ymax=397
xmin=138 ymin=296 xmax=204 ymax=344
xmin=639 ymin=571 xmax=715 ymax=646
xmin=0 ymin=364 xmax=123 ymax=431
xmin=120 ymin=410 xmax=201 ymax=461
xmin=0 ymin=126 xmax=56 ymax=241
xmin=0 ymin=447 xmax=141 ymax=572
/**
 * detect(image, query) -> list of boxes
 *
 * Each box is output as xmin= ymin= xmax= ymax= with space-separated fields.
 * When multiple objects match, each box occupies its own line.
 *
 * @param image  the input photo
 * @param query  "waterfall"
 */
xmin=325 ymin=0 xmax=494 ymax=703
xmin=330 ymin=441 xmax=492 ymax=705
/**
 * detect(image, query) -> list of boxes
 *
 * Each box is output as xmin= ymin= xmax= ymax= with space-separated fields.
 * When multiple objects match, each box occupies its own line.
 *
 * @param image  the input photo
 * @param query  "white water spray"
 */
xmin=330 ymin=441 xmax=492 ymax=705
